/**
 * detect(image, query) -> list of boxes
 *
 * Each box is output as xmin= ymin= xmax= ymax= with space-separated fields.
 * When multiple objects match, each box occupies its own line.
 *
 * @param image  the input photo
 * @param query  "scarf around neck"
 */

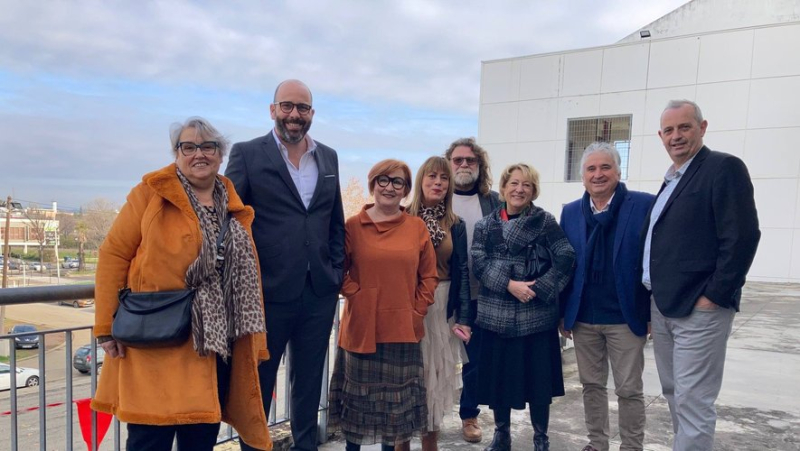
xmin=581 ymin=182 xmax=627 ymax=284
xmin=176 ymin=169 xmax=265 ymax=360
xmin=420 ymin=201 xmax=447 ymax=247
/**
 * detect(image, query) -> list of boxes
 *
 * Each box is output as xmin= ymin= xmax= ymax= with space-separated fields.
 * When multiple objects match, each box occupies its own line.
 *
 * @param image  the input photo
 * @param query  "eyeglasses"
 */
xmin=275 ymin=101 xmax=312 ymax=115
xmin=177 ymin=141 xmax=219 ymax=156
xmin=376 ymin=175 xmax=406 ymax=190
xmin=452 ymin=157 xmax=478 ymax=167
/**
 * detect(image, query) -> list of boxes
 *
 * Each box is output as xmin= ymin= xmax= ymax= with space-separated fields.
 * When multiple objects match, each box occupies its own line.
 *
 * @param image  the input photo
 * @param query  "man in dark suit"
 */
xmin=642 ymin=100 xmax=760 ymax=451
xmin=559 ymin=142 xmax=654 ymax=451
xmin=226 ymin=79 xmax=345 ymax=451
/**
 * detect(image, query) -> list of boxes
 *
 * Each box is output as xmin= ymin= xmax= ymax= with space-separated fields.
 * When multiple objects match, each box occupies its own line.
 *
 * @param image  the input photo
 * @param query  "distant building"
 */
xmin=478 ymin=0 xmax=800 ymax=282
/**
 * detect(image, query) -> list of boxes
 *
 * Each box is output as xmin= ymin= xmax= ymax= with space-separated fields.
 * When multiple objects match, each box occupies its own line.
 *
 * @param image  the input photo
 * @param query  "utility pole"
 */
xmin=1 ymin=195 xmax=12 ymax=357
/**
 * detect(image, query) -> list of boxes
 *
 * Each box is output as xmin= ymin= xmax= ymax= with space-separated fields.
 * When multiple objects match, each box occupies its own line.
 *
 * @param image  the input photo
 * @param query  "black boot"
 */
xmin=484 ymin=408 xmax=511 ymax=451
xmin=345 ymin=440 xmax=361 ymax=451
xmin=530 ymin=404 xmax=550 ymax=451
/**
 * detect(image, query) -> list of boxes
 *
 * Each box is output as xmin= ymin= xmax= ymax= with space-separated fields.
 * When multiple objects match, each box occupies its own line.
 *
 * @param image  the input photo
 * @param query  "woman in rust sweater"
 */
xmin=328 ymin=159 xmax=438 ymax=451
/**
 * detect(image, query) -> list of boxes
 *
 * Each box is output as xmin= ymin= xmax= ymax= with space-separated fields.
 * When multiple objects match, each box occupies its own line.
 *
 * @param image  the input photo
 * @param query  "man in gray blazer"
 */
xmin=226 ymin=79 xmax=345 ymax=451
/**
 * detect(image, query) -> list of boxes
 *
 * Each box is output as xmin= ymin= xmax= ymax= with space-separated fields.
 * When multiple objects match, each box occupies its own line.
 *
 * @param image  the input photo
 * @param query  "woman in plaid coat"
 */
xmin=471 ymin=163 xmax=575 ymax=451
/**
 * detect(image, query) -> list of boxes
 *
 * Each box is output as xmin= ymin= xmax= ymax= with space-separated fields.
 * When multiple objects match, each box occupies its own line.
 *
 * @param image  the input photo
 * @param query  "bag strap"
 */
xmin=216 ymin=212 xmax=232 ymax=262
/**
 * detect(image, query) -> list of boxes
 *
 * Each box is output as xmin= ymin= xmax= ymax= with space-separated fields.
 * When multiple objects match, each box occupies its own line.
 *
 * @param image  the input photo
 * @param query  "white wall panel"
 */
xmin=749 ymin=228 xmax=793 ymax=280
xmin=643 ymin=86 xmax=698 ymax=134
xmin=790 ymin=229 xmax=800 ymax=280
xmin=517 ymin=141 xmax=558 ymax=183
xmin=638 ymin=135 xmax=673 ymax=182
xmin=555 ymin=95 xmax=601 ymax=140
xmin=696 ymin=81 xmax=751 ymax=131
xmin=479 ymin=103 xmax=518 ymax=144
xmin=481 ymin=61 xmax=520 ymax=104
xmin=752 ymin=24 xmax=800 ymax=79
xmin=599 ymin=90 xmax=648 ymax=137
xmin=703 ymin=130 xmax=746 ymax=159
xmin=647 ymin=37 xmax=701 ymax=89
xmin=697 ymin=30 xmax=754 ymax=83
xmin=744 ymin=128 xmax=800 ymax=179
xmin=517 ymin=99 xmax=559 ymax=142
xmin=562 ymin=50 xmax=604 ymax=97
xmin=601 ymin=43 xmax=650 ymax=93
xmin=748 ymin=77 xmax=800 ymax=129
xmin=519 ymin=55 xmax=562 ymax=100
xmin=625 ymin=136 xmax=646 ymax=181
xmin=752 ymin=178 xmax=798 ymax=229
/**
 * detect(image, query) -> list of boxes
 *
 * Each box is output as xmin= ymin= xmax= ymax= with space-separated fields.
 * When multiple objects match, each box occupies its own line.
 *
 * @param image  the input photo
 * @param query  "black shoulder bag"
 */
xmin=112 ymin=213 xmax=231 ymax=348
xmin=523 ymin=236 xmax=553 ymax=282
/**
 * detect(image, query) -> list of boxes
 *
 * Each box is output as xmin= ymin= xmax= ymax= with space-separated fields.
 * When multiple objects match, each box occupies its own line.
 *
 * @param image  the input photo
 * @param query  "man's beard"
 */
xmin=454 ymin=170 xmax=478 ymax=189
xmin=275 ymin=117 xmax=311 ymax=144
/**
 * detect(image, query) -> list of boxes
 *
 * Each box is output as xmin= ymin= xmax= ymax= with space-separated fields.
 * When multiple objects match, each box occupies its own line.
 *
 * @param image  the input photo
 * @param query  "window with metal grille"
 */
xmin=564 ymin=115 xmax=632 ymax=181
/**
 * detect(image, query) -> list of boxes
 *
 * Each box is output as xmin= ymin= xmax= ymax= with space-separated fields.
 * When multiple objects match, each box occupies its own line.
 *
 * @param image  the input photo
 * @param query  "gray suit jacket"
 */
xmin=225 ymin=131 xmax=345 ymax=302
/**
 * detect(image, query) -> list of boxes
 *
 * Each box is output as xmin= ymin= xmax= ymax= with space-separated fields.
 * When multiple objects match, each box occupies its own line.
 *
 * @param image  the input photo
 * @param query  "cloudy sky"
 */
xmin=0 ymin=0 xmax=688 ymax=211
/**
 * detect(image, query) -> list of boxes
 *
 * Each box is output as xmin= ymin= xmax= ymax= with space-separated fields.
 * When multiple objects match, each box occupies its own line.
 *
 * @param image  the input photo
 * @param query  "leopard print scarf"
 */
xmin=420 ymin=201 xmax=447 ymax=248
xmin=177 ymin=169 xmax=265 ymax=361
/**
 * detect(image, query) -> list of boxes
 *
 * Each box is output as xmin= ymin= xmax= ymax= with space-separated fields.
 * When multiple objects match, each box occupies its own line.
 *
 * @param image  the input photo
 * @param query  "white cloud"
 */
xmin=0 ymin=0 xmax=689 ymax=208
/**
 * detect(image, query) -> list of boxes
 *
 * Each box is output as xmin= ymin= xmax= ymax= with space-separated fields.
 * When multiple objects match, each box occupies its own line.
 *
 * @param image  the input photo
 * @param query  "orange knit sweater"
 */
xmin=338 ymin=205 xmax=438 ymax=353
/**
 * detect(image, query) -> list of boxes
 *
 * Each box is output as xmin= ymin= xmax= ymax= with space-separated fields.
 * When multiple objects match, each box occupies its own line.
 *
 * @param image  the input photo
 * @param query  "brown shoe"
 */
xmin=462 ymin=417 xmax=482 ymax=443
xmin=581 ymin=446 xmax=599 ymax=451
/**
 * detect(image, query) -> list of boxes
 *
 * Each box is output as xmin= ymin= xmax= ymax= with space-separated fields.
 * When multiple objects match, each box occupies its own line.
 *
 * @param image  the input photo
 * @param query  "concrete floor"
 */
xmin=224 ymin=281 xmax=800 ymax=450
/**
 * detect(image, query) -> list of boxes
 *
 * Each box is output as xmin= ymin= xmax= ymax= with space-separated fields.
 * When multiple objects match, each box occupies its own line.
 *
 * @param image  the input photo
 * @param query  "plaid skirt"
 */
xmin=327 ymin=343 xmax=428 ymax=445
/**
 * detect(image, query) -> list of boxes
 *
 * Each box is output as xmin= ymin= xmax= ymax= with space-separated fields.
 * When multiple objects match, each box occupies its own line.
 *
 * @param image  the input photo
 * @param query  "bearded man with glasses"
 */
xmin=443 ymin=137 xmax=500 ymax=444
xmin=226 ymin=79 xmax=346 ymax=451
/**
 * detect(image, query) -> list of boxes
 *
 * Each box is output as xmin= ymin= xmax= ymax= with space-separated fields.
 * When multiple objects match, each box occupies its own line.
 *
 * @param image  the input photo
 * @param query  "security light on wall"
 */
xmin=640 ymin=30 xmax=651 ymax=38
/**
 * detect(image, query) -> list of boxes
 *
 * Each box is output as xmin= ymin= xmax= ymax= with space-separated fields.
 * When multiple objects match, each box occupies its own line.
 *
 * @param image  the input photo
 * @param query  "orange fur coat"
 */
xmin=91 ymin=163 xmax=271 ymax=450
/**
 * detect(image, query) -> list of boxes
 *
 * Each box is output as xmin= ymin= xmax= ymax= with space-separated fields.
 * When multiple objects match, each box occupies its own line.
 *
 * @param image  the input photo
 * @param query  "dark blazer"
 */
xmin=479 ymin=191 xmax=501 ymax=217
xmin=447 ymin=219 xmax=473 ymax=326
xmin=643 ymin=146 xmax=760 ymax=318
xmin=225 ymin=131 xmax=346 ymax=302
xmin=559 ymin=188 xmax=655 ymax=337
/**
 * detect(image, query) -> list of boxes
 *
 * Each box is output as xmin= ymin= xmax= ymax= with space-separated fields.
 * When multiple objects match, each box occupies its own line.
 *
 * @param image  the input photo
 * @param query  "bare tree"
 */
xmin=23 ymin=205 xmax=49 ymax=271
xmin=57 ymin=212 xmax=77 ymax=248
xmin=79 ymin=198 xmax=118 ymax=250
xmin=342 ymin=177 xmax=370 ymax=220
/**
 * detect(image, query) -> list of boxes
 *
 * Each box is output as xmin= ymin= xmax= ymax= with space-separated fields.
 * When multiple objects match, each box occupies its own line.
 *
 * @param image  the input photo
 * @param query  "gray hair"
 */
xmin=664 ymin=99 xmax=704 ymax=123
xmin=444 ymin=137 xmax=493 ymax=196
xmin=580 ymin=142 xmax=621 ymax=176
xmin=169 ymin=116 xmax=230 ymax=157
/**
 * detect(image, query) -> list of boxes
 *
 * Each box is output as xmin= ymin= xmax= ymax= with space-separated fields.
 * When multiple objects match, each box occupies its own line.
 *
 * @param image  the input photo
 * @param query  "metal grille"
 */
xmin=564 ymin=115 xmax=632 ymax=181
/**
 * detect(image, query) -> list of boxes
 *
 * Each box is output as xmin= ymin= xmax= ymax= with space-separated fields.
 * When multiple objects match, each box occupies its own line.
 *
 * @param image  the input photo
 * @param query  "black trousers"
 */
xmin=241 ymin=275 xmax=339 ymax=451
xmin=126 ymin=355 xmax=230 ymax=450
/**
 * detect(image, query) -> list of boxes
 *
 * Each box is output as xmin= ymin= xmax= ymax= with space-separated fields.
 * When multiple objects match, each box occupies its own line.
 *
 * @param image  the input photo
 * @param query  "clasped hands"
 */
xmin=508 ymin=279 xmax=536 ymax=304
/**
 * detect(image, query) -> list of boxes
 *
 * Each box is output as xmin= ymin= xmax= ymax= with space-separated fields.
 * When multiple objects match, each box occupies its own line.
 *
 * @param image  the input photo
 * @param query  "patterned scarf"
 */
xmin=176 ymin=169 xmax=265 ymax=360
xmin=420 ymin=201 xmax=447 ymax=247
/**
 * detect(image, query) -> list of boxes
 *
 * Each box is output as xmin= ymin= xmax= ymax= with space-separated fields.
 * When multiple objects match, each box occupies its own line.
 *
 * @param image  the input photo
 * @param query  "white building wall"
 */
xmin=478 ymin=21 xmax=800 ymax=282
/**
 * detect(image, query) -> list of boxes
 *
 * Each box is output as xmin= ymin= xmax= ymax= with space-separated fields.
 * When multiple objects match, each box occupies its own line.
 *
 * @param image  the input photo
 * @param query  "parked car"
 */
xmin=0 ymin=363 xmax=40 ymax=390
xmin=73 ymin=344 xmax=106 ymax=374
xmin=59 ymin=299 xmax=94 ymax=308
xmin=7 ymin=259 xmax=28 ymax=270
xmin=61 ymin=258 xmax=79 ymax=269
xmin=10 ymin=324 xmax=40 ymax=349
xmin=31 ymin=262 xmax=48 ymax=272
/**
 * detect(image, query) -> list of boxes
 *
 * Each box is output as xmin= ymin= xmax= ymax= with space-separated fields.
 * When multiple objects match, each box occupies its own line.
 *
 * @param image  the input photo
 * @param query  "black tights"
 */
xmin=492 ymin=404 xmax=550 ymax=432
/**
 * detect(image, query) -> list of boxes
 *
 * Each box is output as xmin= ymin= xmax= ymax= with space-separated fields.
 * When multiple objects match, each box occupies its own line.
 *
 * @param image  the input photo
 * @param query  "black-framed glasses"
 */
xmin=275 ymin=101 xmax=312 ymax=115
xmin=452 ymin=156 xmax=478 ymax=167
xmin=376 ymin=175 xmax=406 ymax=190
xmin=177 ymin=141 xmax=219 ymax=156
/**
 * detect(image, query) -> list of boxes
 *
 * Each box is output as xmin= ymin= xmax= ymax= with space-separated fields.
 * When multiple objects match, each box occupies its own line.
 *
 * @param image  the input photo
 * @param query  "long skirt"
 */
xmin=420 ymin=281 xmax=466 ymax=432
xmin=477 ymin=327 xmax=565 ymax=409
xmin=328 ymin=342 xmax=428 ymax=445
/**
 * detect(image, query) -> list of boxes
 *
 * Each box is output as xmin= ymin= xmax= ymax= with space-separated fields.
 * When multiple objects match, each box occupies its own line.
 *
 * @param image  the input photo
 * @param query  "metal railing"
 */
xmin=0 ymin=285 xmax=339 ymax=450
